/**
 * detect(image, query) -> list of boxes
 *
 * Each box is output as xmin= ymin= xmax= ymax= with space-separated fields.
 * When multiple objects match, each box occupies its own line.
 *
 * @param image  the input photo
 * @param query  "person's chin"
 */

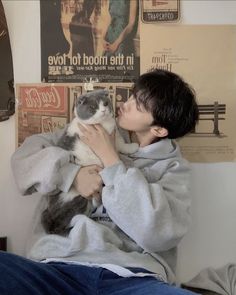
xmin=116 ymin=116 xmax=125 ymax=128
xmin=116 ymin=116 xmax=121 ymax=126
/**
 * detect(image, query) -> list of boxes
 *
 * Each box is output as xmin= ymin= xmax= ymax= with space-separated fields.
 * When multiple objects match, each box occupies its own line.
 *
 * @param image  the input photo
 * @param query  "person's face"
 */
xmin=116 ymin=96 xmax=154 ymax=132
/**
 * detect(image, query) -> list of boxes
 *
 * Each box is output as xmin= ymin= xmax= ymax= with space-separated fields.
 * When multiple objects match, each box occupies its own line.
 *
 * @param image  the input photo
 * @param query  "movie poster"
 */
xmin=140 ymin=25 xmax=236 ymax=162
xmin=16 ymin=82 xmax=133 ymax=146
xmin=40 ymin=0 xmax=140 ymax=83
xmin=0 ymin=0 xmax=15 ymax=122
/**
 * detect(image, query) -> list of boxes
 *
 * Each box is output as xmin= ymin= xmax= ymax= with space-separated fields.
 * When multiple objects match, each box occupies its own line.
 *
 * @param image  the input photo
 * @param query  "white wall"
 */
xmin=0 ymin=0 xmax=236 ymax=283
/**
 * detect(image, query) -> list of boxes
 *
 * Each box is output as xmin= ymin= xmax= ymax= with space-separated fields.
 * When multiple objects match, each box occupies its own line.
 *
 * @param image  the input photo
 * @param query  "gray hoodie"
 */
xmin=11 ymin=127 xmax=191 ymax=284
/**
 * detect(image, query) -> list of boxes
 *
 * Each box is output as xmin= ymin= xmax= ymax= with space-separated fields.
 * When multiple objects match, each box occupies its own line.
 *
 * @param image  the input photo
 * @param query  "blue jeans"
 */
xmin=0 ymin=251 xmax=198 ymax=295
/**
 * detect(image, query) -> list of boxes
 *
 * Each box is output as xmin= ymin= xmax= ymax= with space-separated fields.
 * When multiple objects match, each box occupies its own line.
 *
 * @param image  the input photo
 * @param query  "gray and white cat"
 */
xmin=41 ymin=89 xmax=138 ymax=235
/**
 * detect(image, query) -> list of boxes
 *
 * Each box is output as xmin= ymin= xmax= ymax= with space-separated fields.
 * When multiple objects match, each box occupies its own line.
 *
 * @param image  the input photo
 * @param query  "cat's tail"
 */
xmin=41 ymin=194 xmax=89 ymax=236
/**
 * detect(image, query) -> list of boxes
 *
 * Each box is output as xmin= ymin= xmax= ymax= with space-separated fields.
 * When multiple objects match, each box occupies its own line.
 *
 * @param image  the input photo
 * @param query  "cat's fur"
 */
xmin=41 ymin=89 xmax=138 ymax=235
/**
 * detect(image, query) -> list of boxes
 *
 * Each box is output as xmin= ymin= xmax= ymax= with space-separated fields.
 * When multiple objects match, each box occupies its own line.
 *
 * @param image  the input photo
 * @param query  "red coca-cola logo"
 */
xmin=20 ymin=86 xmax=67 ymax=113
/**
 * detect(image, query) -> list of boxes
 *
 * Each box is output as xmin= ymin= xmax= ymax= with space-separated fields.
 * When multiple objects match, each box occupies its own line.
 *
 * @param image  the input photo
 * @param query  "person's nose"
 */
xmin=119 ymin=102 xmax=126 ymax=112
xmin=123 ymin=99 xmax=133 ymax=111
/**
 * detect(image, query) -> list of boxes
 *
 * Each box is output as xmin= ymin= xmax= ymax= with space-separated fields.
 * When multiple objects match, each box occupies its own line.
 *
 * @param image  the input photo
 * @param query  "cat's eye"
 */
xmin=103 ymin=101 xmax=108 ymax=107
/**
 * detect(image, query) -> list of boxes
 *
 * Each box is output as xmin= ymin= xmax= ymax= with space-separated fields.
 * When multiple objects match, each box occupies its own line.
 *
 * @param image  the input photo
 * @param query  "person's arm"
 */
xmin=100 ymin=159 xmax=191 ymax=253
xmin=78 ymin=123 xmax=191 ymax=252
xmin=107 ymin=0 xmax=137 ymax=53
xmin=11 ymin=128 xmax=80 ymax=196
xmin=101 ymin=2 xmax=112 ymax=52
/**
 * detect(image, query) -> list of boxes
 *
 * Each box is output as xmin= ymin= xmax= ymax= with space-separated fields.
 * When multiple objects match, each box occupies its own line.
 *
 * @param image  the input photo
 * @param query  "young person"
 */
xmin=1 ymin=69 xmax=199 ymax=295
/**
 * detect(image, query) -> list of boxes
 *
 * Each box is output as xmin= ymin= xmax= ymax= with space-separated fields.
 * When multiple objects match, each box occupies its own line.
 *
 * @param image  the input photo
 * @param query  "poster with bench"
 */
xmin=195 ymin=102 xmax=226 ymax=136
xmin=141 ymin=25 xmax=236 ymax=162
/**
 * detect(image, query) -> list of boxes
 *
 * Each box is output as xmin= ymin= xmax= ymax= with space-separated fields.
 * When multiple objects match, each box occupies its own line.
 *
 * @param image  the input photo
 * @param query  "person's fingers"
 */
xmin=80 ymin=135 xmax=89 ymax=144
xmin=95 ymin=164 xmax=103 ymax=171
xmin=110 ymin=129 xmax=116 ymax=139
xmin=85 ymin=189 xmax=96 ymax=198
xmin=94 ymin=124 xmax=105 ymax=132
xmin=78 ymin=123 xmax=93 ymax=135
xmin=98 ymin=184 xmax=103 ymax=195
xmin=88 ymin=165 xmax=103 ymax=173
xmin=77 ymin=123 xmax=86 ymax=131
xmin=92 ymin=176 xmax=103 ymax=189
xmin=83 ymin=124 xmax=97 ymax=133
xmin=96 ymin=176 xmax=103 ymax=187
xmin=92 ymin=184 xmax=101 ymax=194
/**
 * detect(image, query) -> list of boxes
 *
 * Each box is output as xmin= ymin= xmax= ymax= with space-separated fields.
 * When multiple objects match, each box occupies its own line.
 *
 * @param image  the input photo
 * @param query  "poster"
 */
xmin=40 ymin=0 xmax=140 ymax=83
xmin=141 ymin=0 xmax=180 ymax=23
xmin=0 ymin=0 xmax=15 ymax=122
xmin=140 ymin=25 xmax=236 ymax=162
xmin=16 ymin=82 xmax=133 ymax=147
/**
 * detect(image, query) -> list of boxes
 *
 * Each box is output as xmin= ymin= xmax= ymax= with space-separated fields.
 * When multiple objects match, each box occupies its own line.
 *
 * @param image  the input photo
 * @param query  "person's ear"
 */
xmin=150 ymin=126 xmax=168 ymax=138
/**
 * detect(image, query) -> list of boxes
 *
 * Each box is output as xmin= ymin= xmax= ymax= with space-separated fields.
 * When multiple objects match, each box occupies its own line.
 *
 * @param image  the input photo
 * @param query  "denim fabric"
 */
xmin=0 ymin=251 xmax=198 ymax=295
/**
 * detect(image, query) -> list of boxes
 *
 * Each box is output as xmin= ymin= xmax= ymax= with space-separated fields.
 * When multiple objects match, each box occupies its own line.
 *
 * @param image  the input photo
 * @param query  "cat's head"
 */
xmin=74 ymin=89 xmax=113 ymax=124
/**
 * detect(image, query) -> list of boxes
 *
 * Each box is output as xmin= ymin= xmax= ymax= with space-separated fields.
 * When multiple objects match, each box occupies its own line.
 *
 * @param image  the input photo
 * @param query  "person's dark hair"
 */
xmin=133 ymin=69 xmax=199 ymax=139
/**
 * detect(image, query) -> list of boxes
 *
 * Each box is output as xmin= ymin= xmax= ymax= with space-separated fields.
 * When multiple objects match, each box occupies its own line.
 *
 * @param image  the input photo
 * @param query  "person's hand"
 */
xmin=78 ymin=123 xmax=120 ymax=167
xmin=73 ymin=165 xmax=103 ymax=200
xmin=107 ymin=41 xmax=119 ymax=53
xmin=103 ymin=40 xmax=110 ymax=51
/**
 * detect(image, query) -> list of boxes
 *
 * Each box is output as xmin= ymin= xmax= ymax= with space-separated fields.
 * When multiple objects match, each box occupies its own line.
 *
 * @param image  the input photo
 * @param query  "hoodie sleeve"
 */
xmin=100 ymin=159 xmax=191 ymax=253
xmin=11 ymin=128 xmax=80 ymax=196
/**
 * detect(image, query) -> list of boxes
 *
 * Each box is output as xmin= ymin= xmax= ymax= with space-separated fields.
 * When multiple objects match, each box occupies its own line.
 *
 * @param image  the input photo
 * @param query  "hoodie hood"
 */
xmin=132 ymin=138 xmax=180 ymax=161
xmin=119 ymin=128 xmax=181 ymax=161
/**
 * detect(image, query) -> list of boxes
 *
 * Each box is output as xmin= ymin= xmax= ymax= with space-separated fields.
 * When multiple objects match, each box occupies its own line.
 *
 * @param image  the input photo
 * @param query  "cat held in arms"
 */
xmin=41 ymin=89 xmax=139 ymax=235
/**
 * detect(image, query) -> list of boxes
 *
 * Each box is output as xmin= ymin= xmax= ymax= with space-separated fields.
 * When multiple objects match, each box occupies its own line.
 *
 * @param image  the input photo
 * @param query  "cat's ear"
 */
xmin=77 ymin=95 xmax=86 ymax=105
xmin=104 ymin=89 xmax=109 ymax=96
